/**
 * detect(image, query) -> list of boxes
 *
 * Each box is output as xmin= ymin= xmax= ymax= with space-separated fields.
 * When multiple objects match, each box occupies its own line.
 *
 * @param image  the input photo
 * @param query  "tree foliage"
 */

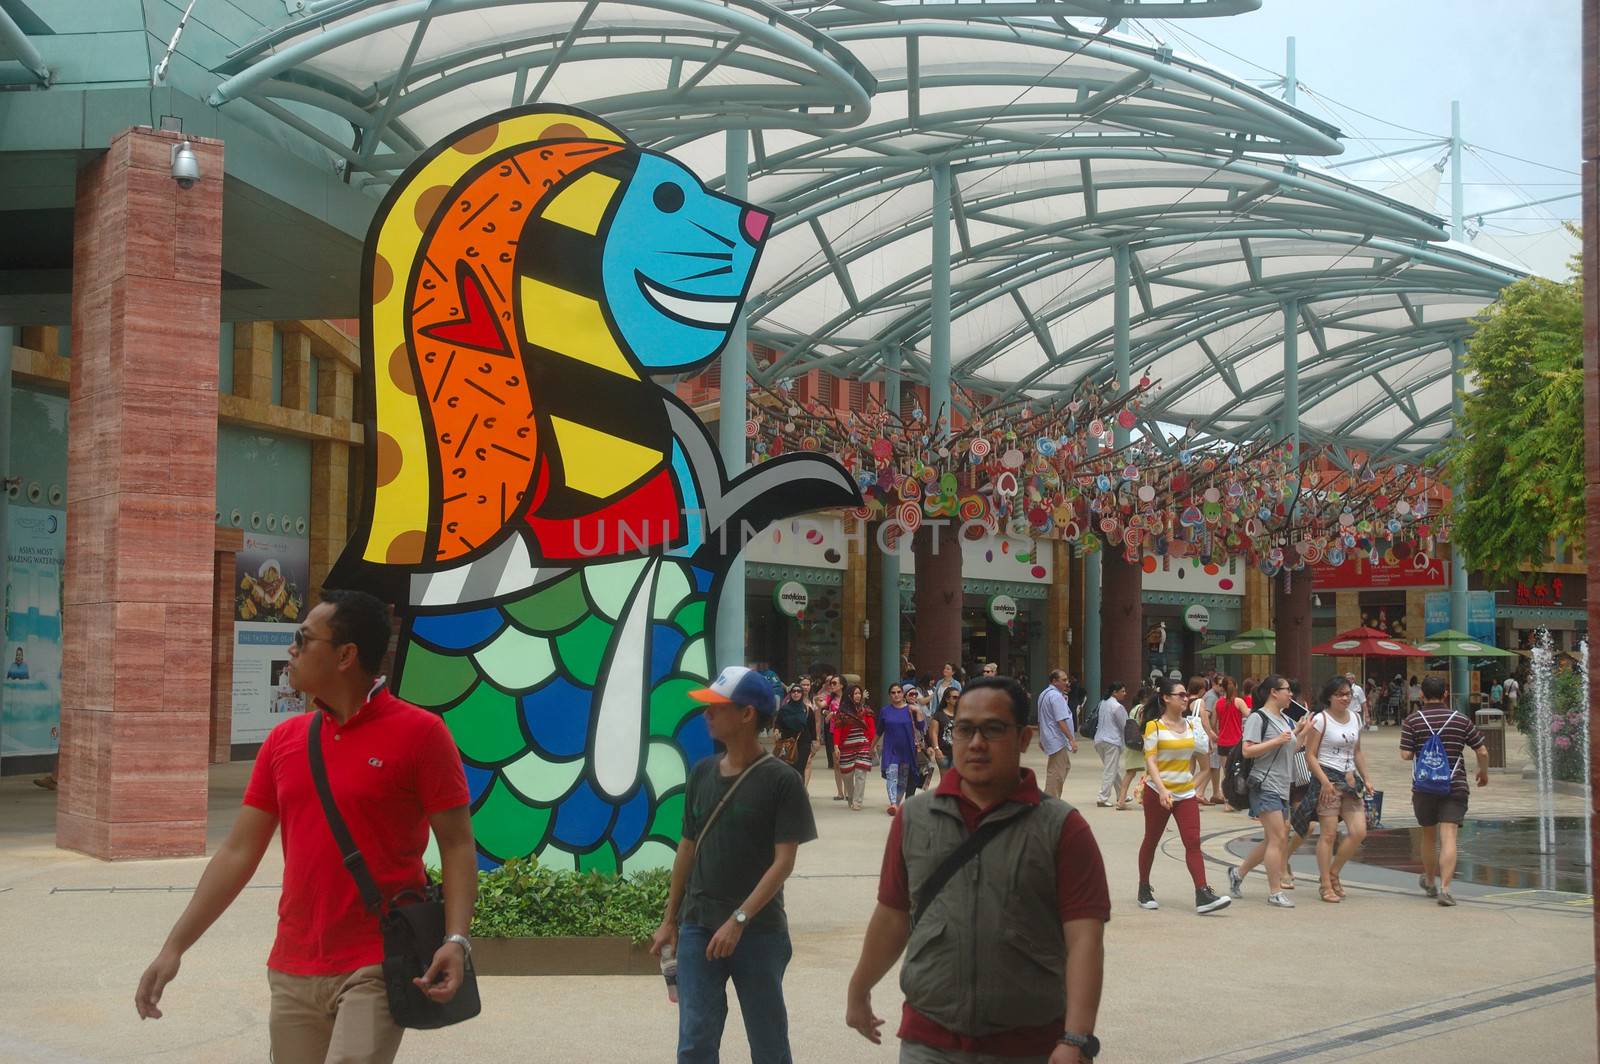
xmin=1445 ymin=264 xmax=1584 ymax=583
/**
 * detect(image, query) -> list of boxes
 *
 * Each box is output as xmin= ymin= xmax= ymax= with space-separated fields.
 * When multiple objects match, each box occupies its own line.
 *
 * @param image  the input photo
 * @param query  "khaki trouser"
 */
xmin=1094 ymin=740 xmax=1122 ymax=803
xmin=268 ymin=964 xmax=402 ymax=1064
xmin=1043 ymin=748 xmax=1071 ymax=798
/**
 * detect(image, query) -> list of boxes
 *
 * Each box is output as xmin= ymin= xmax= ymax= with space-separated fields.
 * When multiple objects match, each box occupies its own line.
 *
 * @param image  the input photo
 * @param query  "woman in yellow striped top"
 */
xmin=1136 ymin=679 xmax=1232 ymax=914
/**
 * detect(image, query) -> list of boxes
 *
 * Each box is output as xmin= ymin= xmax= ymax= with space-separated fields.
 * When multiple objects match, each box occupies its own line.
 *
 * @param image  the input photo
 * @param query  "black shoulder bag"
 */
xmin=910 ymin=804 xmax=1038 ymax=928
xmin=306 ymin=711 xmax=481 ymax=1029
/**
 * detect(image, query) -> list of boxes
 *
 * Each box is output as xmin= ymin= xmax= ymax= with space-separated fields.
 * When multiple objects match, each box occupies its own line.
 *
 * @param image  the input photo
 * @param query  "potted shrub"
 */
xmin=465 ymin=860 xmax=670 ymax=976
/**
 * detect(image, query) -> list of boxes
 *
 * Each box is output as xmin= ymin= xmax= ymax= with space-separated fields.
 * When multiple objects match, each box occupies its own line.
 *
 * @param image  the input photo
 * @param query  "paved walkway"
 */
xmin=1 ymin=727 xmax=1594 ymax=1062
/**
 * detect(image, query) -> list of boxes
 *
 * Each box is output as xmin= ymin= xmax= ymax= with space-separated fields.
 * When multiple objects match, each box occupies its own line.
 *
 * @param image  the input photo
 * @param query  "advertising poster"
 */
xmin=3 ymin=507 xmax=65 ymax=757
xmin=231 ymin=531 xmax=310 ymax=744
xmin=1425 ymin=590 xmax=1496 ymax=644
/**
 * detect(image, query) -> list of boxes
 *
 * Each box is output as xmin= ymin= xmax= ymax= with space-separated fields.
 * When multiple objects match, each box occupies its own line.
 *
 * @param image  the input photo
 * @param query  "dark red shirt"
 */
xmin=877 ymin=767 xmax=1110 ymax=1057
xmin=243 ymin=688 xmax=470 ymax=975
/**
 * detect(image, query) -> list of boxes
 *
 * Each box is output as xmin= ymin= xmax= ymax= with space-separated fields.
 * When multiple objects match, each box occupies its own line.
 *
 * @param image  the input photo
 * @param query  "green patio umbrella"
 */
xmin=1411 ymin=630 xmax=1517 ymax=658
xmin=1198 ymin=628 xmax=1277 ymax=656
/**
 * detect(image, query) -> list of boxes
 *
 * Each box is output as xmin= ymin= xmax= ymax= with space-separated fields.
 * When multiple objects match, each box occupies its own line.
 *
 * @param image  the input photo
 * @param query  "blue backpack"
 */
xmin=1413 ymin=711 xmax=1460 ymax=796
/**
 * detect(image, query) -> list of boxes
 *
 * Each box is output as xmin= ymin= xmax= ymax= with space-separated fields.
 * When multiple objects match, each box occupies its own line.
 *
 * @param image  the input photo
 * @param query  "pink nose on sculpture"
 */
xmin=742 ymin=208 xmax=771 ymax=245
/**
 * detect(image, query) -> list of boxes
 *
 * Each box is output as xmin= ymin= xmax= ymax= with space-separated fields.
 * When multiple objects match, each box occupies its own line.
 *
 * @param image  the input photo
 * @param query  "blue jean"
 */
xmin=884 ymin=762 xmax=911 ymax=805
xmin=676 ymin=923 xmax=794 ymax=1063
xmin=1249 ymin=783 xmax=1290 ymax=817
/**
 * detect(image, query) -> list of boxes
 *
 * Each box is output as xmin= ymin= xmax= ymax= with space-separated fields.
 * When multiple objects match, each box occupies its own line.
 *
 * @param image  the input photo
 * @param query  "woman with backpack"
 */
xmin=1210 ymin=675 xmax=1246 ymax=809
xmin=1136 ymin=679 xmax=1232 ymax=914
xmin=1303 ymin=675 xmax=1373 ymax=903
xmin=1227 ymin=674 xmax=1301 ymax=908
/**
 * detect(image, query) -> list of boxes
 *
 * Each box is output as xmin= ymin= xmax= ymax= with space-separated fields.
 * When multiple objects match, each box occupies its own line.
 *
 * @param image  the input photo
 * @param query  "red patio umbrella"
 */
xmin=1310 ymin=626 xmax=1427 ymax=657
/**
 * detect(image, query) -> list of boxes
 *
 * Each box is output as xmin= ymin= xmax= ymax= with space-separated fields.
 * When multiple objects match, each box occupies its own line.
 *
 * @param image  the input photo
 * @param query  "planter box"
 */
xmin=474 ymin=935 xmax=660 ymax=976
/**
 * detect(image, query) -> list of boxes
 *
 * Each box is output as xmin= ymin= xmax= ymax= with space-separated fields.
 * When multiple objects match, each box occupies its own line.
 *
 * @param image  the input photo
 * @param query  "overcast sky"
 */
xmin=1131 ymin=1 xmax=1581 ymax=234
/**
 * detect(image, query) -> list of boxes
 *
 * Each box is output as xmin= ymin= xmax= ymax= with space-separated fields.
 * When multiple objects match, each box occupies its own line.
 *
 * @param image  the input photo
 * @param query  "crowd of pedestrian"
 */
xmin=134 ymin=600 xmax=1495 ymax=1064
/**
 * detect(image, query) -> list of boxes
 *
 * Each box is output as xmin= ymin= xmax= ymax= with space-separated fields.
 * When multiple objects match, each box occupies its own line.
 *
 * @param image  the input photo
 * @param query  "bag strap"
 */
xmin=691 ymin=754 xmax=774 ymax=860
xmin=306 ymin=710 xmax=385 ymax=917
xmin=912 ymin=805 xmax=1038 ymax=928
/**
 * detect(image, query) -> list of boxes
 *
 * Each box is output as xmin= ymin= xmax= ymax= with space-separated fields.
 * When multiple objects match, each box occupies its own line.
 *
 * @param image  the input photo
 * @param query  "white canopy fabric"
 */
xmin=209 ymin=0 xmax=1522 ymax=457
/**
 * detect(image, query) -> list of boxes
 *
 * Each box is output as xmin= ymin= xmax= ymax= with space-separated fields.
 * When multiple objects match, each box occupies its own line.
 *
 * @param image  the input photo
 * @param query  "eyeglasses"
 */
xmin=1274 ymin=685 xmax=1290 ymax=692
xmin=292 ymin=629 xmax=336 ymax=651
xmin=950 ymin=720 xmax=1018 ymax=742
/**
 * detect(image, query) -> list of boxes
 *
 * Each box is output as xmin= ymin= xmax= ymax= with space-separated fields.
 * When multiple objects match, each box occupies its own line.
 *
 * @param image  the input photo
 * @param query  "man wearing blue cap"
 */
xmin=650 ymin=665 xmax=819 ymax=1063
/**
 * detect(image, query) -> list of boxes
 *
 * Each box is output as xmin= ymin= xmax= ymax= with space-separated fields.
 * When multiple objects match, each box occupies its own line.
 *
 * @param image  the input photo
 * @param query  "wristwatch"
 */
xmin=1058 ymin=1032 xmax=1100 ymax=1059
xmin=444 ymin=933 xmax=473 ymax=959
xmin=732 ymin=909 xmax=749 ymax=926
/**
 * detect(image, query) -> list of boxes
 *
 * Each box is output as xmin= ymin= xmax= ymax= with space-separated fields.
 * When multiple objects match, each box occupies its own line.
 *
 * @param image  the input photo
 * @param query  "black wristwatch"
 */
xmin=1059 ymin=1032 xmax=1100 ymax=1059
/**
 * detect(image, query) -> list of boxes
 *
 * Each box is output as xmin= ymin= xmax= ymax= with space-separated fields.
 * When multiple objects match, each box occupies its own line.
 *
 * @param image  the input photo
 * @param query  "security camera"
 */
xmin=170 ymin=141 xmax=200 ymax=189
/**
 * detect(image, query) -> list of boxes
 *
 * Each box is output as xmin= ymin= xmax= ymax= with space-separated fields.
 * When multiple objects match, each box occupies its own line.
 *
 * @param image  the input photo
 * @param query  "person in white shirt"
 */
xmin=1347 ymin=672 xmax=1372 ymax=731
xmin=1035 ymin=670 xmax=1077 ymax=798
xmin=1304 ymin=675 xmax=1373 ymax=903
xmin=1092 ymin=684 xmax=1129 ymax=807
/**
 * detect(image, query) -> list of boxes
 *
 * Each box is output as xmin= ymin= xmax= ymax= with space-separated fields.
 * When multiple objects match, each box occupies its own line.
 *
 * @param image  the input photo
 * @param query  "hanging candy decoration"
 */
xmin=1137 ymin=484 xmax=1156 ymax=503
xmin=745 ymin=419 xmax=759 ymax=438
xmin=897 ymin=501 xmax=923 ymax=532
xmin=1116 ymin=409 xmax=1137 ymax=430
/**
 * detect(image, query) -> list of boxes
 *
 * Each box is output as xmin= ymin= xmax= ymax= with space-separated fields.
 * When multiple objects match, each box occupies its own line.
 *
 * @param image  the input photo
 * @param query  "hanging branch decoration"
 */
xmin=743 ymin=370 xmax=1450 ymax=577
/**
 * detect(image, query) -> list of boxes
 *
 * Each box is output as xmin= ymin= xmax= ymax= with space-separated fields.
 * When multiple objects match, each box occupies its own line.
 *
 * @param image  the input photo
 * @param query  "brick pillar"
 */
xmin=309 ymin=440 xmax=350 ymax=593
xmin=1066 ymin=547 xmax=1085 ymax=679
xmin=318 ymin=359 xmax=354 ymax=421
xmin=282 ymin=330 xmax=312 ymax=411
xmin=1242 ymin=564 xmax=1273 ymax=682
xmin=839 ymin=518 xmax=868 ymax=684
xmin=1100 ymin=550 xmax=1143 ymax=694
xmin=210 ymin=528 xmax=243 ymax=763
xmin=233 ymin=322 xmax=273 ymax=402
xmin=1045 ymin=539 xmax=1072 ymax=678
xmin=911 ymin=522 xmax=963 ymax=680
xmin=864 ymin=524 xmax=885 ymax=698
xmin=58 ymin=128 xmax=222 ymax=859
xmin=1273 ymin=569 xmax=1313 ymax=689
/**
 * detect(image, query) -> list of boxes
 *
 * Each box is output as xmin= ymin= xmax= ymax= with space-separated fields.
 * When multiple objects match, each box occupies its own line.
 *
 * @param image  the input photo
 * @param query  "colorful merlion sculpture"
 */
xmin=330 ymin=107 xmax=860 ymax=873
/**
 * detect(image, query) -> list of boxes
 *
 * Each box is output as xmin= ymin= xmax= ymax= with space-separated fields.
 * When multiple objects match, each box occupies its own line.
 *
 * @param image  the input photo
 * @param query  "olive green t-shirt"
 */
xmin=680 ymin=754 xmax=817 ymax=934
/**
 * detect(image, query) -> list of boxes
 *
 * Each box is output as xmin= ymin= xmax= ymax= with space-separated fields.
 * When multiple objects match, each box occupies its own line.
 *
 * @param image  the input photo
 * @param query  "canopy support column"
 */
xmin=1450 ymin=338 xmax=1470 ymax=711
xmin=715 ymin=128 xmax=750 ymax=673
xmin=913 ymin=163 xmax=963 ymax=681
xmin=930 ymin=162 xmax=952 ymax=434
xmin=1100 ymin=244 xmax=1141 ymax=696
xmin=1276 ymin=299 xmax=1312 ymax=685
xmin=880 ymin=349 xmax=903 ymax=690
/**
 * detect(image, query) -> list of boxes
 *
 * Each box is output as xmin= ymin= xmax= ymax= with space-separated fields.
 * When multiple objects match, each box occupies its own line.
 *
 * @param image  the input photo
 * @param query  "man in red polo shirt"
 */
xmin=846 ymin=677 xmax=1110 ymax=1063
xmin=134 ymin=590 xmax=475 ymax=1063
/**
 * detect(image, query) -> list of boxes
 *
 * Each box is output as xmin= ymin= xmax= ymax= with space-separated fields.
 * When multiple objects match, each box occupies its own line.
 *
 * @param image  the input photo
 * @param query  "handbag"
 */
xmin=307 ymin=711 xmax=481 ymax=1029
xmin=1188 ymin=704 xmax=1210 ymax=756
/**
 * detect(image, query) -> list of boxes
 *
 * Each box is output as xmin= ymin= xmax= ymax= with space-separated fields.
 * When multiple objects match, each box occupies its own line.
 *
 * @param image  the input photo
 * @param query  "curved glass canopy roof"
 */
xmin=210 ymin=0 xmax=880 ymax=177
xmin=205 ymin=0 xmax=1520 ymax=457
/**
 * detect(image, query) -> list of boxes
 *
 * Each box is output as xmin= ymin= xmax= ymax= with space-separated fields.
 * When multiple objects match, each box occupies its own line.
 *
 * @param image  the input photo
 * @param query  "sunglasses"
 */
xmin=292 ymin=629 xmax=337 ymax=651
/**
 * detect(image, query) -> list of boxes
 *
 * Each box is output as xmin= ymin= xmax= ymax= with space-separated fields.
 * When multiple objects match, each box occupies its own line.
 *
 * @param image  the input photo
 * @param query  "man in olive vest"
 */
xmin=845 ymin=677 xmax=1110 ymax=1063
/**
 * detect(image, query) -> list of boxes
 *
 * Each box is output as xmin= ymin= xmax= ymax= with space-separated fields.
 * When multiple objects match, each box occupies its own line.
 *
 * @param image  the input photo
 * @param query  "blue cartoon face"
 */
xmin=602 ymin=151 xmax=770 ymax=371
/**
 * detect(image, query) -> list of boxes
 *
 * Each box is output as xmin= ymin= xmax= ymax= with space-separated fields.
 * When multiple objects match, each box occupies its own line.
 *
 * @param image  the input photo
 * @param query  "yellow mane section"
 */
xmin=361 ymin=110 xmax=628 ymax=567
